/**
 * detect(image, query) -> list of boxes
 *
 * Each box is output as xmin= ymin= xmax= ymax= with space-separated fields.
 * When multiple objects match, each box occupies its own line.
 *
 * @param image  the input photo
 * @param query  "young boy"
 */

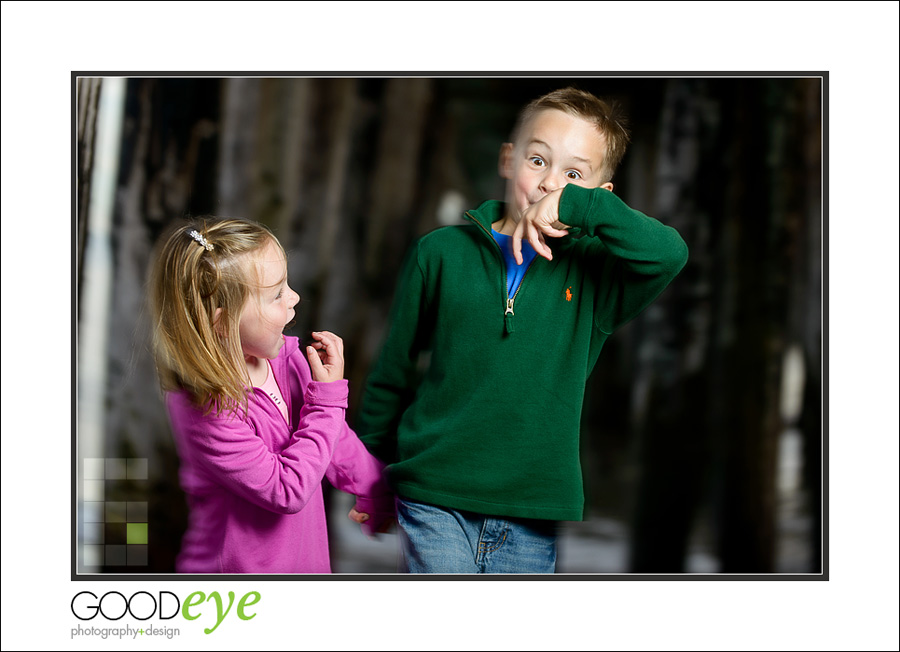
xmin=358 ymin=87 xmax=688 ymax=573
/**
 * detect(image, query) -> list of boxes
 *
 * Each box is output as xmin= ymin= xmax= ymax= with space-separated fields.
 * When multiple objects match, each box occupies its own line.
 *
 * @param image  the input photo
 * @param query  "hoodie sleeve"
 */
xmin=558 ymin=183 xmax=689 ymax=334
xmin=282 ymin=339 xmax=394 ymax=533
xmin=324 ymin=422 xmax=394 ymax=535
xmin=166 ymin=379 xmax=348 ymax=515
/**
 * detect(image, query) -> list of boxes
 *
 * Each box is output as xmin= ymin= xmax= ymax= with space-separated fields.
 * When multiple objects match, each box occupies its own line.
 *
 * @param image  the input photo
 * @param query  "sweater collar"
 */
xmin=464 ymin=199 xmax=505 ymax=233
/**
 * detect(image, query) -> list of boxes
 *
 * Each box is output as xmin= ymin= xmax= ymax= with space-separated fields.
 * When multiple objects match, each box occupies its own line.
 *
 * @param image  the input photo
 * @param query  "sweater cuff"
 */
xmin=558 ymin=183 xmax=597 ymax=229
xmin=304 ymin=379 xmax=349 ymax=408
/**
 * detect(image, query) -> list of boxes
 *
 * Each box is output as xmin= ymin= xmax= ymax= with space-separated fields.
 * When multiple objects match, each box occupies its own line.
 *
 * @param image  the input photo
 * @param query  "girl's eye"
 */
xmin=530 ymin=156 xmax=545 ymax=167
xmin=275 ymin=290 xmax=283 ymax=300
xmin=566 ymin=170 xmax=583 ymax=180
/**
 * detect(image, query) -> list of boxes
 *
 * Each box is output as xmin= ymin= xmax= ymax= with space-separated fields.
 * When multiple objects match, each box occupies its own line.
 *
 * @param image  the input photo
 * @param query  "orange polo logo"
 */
xmin=565 ymin=287 xmax=573 ymax=302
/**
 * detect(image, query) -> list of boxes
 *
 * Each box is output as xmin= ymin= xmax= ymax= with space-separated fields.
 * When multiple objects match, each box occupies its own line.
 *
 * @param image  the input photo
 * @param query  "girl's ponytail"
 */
xmin=148 ymin=217 xmax=281 ymax=414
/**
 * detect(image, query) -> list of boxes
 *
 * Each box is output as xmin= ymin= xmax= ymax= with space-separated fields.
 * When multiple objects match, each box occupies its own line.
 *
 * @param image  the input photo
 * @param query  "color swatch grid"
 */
xmin=82 ymin=458 xmax=148 ymax=568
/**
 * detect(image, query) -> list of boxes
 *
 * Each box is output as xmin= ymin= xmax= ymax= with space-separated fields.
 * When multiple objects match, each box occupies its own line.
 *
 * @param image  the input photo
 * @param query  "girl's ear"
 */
xmin=213 ymin=308 xmax=226 ymax=338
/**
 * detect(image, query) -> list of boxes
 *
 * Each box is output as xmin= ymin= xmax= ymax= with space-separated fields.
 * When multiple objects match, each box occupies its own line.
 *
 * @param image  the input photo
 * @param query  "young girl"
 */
xmin=149 ymin=217 xmax=392 ymax=573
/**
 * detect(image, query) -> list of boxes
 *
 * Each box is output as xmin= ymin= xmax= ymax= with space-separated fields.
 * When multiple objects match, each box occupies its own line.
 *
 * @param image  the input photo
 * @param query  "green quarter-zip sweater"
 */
xmin=358 ymin=183 xmax=688 ymax=521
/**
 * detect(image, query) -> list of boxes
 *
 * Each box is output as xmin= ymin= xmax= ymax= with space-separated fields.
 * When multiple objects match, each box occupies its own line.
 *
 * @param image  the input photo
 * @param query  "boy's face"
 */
xmin=500 ymin=109 xmax=613 ymax=222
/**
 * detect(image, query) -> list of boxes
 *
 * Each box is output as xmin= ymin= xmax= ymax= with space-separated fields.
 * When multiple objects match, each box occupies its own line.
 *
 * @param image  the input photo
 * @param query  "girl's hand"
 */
xmin=348 ymin=506 xmax=369 ymax=524
xmin=348 ymin=505 xmax=395 ymax=537
xmin=306 ymin=331 xmax=345 ymax=383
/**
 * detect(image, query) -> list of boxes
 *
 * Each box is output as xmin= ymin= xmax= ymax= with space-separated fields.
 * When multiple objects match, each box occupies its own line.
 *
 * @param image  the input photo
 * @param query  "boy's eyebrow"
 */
xmin=569 ymin=155 xmax=594 ymax=172
xmin=526 ymin=139 xmax=594 ymax=172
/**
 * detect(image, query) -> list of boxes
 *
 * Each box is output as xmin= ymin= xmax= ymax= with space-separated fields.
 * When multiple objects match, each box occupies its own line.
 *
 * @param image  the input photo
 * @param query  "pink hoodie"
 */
xmin=166 ymin=336 xmax=392 ymax=573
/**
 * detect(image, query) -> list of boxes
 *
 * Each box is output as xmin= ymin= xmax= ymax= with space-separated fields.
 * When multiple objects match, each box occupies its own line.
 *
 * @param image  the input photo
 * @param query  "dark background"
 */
xmin=75 ymin=75 xmax=824 ymax=575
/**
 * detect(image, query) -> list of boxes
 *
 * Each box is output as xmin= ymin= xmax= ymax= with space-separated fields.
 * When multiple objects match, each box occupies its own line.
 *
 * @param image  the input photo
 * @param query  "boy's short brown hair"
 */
xmin=512 ymin=87 xmax=631 ymax=183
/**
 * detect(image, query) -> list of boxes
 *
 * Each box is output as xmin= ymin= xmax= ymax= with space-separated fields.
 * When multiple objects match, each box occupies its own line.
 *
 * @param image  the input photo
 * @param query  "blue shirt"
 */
xmin=492 ymin=229 xmax=538 ymax=298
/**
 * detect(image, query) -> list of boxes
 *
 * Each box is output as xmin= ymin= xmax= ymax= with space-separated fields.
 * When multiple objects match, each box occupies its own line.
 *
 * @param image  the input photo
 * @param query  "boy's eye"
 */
xmin=529 ymin=156 xmax=545 ymax=167
xmin=566 ymin=170 xmax=583 ymax=180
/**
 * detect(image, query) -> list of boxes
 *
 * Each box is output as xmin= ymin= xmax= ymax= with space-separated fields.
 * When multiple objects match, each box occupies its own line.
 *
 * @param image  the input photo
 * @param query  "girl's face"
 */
xmin=238 ymin=240 xmax=300 ymax=362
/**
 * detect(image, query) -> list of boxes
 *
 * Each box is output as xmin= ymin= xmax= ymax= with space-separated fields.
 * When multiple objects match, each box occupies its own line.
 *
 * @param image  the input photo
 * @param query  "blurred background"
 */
xmin=75 ymin=75 xmax=823 ymax=575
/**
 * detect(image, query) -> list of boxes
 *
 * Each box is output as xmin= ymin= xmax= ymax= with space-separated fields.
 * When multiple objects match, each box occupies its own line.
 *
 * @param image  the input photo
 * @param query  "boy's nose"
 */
xmin=539 ymin=171 xmax=562 ymax=193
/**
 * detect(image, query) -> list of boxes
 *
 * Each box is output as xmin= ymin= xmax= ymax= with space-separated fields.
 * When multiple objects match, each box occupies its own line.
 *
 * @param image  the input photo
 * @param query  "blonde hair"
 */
xmin=148 ymin=217 xmax=285 ymax=414
xmin=512 ymin=87 xmax=631 ymax=183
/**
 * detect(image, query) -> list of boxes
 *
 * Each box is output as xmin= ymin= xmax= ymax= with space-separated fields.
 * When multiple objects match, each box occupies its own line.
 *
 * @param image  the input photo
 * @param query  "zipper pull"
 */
xmin=504 ymin=299 xmax=515 ymax=334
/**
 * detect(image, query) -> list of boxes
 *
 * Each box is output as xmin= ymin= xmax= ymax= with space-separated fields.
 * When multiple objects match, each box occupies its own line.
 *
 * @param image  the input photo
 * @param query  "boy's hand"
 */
xmin=512 ymin=188 xmax=571 ymax=264
xmin=306 ymin=331 xmax=345 ymax=382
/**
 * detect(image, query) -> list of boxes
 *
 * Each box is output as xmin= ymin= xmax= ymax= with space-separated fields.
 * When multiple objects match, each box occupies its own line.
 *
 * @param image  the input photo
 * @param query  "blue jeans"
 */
xmin=396 ymin=497 xmax=558 ymax=573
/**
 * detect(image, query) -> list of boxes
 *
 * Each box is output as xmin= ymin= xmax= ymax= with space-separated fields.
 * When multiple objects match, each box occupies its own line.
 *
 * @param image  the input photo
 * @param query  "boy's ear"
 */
xmin=600 ymin=181 xmax=614 ymax=192
xmin=498 ymin=142 xmax=514 ymax=179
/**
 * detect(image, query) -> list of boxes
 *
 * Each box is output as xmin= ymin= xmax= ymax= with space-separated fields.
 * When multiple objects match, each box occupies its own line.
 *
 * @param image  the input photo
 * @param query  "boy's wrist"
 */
xmin=558 ymin=184 xmax=595 ymax=229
